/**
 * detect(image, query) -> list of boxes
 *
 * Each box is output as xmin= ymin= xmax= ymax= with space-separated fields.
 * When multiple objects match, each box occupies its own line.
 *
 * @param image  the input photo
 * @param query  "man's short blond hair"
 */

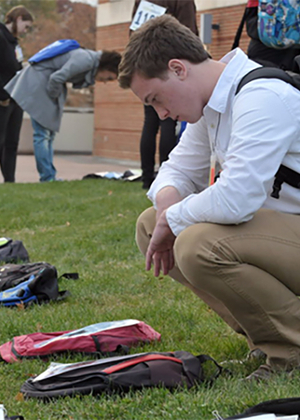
xmin=118 ymin=14 xmax=209 ymax=89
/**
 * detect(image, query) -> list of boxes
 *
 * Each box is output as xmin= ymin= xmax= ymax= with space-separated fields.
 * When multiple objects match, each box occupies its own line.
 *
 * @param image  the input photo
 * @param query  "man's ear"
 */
xmin=168 ymin=59 xmax=187 ymax=80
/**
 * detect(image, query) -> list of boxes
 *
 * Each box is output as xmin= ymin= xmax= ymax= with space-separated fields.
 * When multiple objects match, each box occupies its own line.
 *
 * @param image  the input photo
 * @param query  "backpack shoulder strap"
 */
xmin=232 ymin=9 xmax=247 ymax=49
xmin=102 ymin=354 xmax=183 ymax=374
xmin=235 ymin=65 xmax=300 ymax=200
xmin=232 ymin=1 xmax=259 ymax=49
xmin=236 ymin=66 xmax=299 ymax=94
xmin=58 ymin=272 xmax=79 ymax=281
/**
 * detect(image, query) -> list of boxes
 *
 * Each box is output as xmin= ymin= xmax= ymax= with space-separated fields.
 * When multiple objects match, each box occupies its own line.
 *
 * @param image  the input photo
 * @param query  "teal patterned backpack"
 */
xmin=258 ymin=0 xmax=300 ymax=49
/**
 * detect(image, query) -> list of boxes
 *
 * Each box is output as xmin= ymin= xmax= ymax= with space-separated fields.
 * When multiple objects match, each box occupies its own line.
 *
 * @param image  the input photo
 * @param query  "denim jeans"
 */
xmin=31 ymin=118 xmax=56 ymax=182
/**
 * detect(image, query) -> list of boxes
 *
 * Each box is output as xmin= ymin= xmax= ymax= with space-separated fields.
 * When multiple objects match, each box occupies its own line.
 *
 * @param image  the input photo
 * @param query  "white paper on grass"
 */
xmin=92 ymin=169 xmax=141 ymax=180
xmin=94 ymin=171 xmax=123 ymax=179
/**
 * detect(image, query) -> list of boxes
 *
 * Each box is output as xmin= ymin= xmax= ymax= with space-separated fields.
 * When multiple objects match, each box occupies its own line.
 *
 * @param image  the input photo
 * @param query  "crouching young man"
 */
xmin=118 ymin=14 xmax=300 ymax=380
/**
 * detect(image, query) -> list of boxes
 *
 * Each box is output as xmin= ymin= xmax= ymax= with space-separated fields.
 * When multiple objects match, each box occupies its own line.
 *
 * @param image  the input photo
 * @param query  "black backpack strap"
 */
xmin=236 ymin=66 xmax=299 ymax=94
xmin=55 ymin=274 xmax=78 ymax=301
xmin=271 ymin=164 xmax=300 ymax=199
xmin=90 ymin=335 xmax=130 ymax=358
xmin=293 ymin=55 xmax=300 ymax=72
xmin=58 ymin=272 xmax=79 ymax=280
xmin=197 ymin=354 xmax=225 ymax=382
xmin=236 ymin=67 xmax=300 ymax=199
xmin=232 ymin=6 xmax=248 ymax=49
xmin=56 ymin=290 xmax=71 ymax=301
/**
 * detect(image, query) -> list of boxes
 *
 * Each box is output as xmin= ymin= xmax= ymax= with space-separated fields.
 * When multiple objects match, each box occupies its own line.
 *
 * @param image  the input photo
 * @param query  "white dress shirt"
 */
xmin=147 ymin=48 xmax=300 ymax=236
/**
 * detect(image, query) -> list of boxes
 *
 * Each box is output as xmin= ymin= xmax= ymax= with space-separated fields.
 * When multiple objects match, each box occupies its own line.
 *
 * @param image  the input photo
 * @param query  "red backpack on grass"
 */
xmin=0 ymin=319 xmax=161 ymax=363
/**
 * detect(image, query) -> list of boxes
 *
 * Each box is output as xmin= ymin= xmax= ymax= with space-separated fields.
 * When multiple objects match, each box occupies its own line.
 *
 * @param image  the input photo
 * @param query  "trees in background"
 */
xmin=0 ymin=0 xmax=97 ymax=107
xmin=0 ymin=0 xmax=57 ymax=20
xmin=0 ymin=0 xmax=96 ymax=58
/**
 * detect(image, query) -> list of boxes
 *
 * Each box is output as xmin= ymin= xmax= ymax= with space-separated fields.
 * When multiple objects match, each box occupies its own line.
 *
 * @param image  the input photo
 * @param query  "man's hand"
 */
xmin=146 ymin=210 xmax=176 ymax=277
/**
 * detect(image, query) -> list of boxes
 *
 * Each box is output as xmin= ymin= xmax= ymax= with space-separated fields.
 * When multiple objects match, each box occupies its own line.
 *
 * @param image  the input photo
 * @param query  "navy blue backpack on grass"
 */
xmin=0 ymin=262 xmax=78 ymax=307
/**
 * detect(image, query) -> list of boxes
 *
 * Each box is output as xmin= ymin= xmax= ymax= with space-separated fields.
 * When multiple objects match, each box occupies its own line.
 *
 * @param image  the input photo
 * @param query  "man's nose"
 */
xmin=155 ymin=106 xmax=169 ymax=120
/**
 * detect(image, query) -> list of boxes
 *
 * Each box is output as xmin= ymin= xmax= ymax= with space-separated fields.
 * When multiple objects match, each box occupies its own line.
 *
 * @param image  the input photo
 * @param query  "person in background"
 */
xmin=131 ymin=0 xmax=199 ymax=190
xmin=233 ymin=0 xmax=300 ymax=70
xmin=119 ymin=15 xmax=300 ymax=381
xmin=5 ymin=49 xmax=121 ymax=182
xmin=0 ymin=5 xmax=33 ymax=183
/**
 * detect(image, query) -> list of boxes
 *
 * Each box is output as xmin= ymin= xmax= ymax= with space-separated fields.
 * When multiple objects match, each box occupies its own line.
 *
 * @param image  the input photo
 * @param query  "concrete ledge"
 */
xmin=19 ymin=108 xmax=94 ymax=155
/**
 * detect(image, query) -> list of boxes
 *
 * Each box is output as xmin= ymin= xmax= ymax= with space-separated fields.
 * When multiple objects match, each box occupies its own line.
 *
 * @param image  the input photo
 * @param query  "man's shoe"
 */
xmin=247 ymin=348 xmax=267 ymax=361
xmin=245 ymin=364 xmax=273 ymax=382
xmin=220 ymin=348 xmax=266 ymax=368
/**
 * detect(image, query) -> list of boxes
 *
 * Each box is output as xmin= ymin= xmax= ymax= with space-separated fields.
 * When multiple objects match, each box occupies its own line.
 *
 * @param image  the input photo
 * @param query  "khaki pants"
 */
xmin=136 ymin=207 xmax=300 ymax=370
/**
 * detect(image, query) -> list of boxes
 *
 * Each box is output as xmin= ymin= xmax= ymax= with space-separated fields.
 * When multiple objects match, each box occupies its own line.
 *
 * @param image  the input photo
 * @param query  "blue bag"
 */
xmin=0 ymin=262 xmax=78 ymax=307
xmin=28 ymin=39 xmax=80 ymax=64
xmin=258 ymin=0 xmax=300 ymax=49
xmin=0 ymin=276 xmax=39 ymax=306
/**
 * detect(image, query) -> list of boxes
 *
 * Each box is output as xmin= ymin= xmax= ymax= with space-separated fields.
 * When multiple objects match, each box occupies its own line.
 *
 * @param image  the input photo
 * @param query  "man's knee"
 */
xmin=174 ymin=222 xmax=227 ymax=283
xmin=136 ymin=207 xmax=156 ymax=256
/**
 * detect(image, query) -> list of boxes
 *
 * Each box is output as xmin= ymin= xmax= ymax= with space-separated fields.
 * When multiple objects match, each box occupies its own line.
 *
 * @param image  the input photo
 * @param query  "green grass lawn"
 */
xmin=0 ymin=179 xmax=299 ymax=420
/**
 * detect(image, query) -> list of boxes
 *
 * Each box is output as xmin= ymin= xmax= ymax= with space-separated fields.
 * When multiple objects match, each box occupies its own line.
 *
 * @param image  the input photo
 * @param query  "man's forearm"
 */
xmin=155 ymin=186 xmax=182 ymax=220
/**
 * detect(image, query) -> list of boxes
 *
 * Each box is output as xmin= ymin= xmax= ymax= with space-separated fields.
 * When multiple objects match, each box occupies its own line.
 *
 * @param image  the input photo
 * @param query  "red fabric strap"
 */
xmin=247 ymin=0 xmax=259 ymax=7
xmin=103 ymin=354 xmax=182 ymax=374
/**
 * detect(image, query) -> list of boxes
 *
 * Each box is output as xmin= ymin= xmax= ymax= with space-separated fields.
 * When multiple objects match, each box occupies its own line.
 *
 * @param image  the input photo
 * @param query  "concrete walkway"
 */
xmin=5 ymin=154 xmax=141 ymax=184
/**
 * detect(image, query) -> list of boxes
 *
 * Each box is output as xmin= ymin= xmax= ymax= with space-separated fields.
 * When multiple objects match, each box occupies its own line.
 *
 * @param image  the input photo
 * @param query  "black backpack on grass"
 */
xmin=220 ymin=396 xmax=300 ymax=419
xmin=0 ymin=262 xmax=78 ymax=307
xmin=20 ymin=351 xmax=223 ymax=400
xmin=0 ymin=238 xmax=29 ymax=264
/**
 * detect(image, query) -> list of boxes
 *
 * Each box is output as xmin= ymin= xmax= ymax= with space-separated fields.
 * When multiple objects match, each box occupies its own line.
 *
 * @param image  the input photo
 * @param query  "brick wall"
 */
xmin=205 ymin=5 xmax=250 ymax=59
xmin=94 ymin=2 xmax=251 ymax=161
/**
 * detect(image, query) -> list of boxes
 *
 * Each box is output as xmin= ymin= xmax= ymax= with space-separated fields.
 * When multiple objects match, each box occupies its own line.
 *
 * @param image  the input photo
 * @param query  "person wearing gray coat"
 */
xmin=5 ymin=48 xmax=121 ymax=182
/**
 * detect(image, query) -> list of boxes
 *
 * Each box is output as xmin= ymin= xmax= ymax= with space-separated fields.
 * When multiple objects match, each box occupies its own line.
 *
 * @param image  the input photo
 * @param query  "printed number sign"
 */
xmin=130 ymin=0 xmax=167 ymax=31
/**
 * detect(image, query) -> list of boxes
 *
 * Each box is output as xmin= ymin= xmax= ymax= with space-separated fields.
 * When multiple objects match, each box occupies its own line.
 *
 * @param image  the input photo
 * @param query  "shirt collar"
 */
xmin=206 ymin=48 xmax=258 ymax=113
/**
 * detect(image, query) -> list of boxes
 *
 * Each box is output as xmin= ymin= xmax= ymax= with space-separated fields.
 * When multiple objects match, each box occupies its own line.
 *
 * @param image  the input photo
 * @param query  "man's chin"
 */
xmin=186 ymin=116 xmax=201 ymax=124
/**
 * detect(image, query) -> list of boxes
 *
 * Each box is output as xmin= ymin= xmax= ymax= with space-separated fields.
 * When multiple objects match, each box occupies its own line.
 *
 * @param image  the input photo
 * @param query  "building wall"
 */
xmin=94 ymin=0 xmax=250 ymax=161
xmin=19 ymin=109 xmax=94 ymax=155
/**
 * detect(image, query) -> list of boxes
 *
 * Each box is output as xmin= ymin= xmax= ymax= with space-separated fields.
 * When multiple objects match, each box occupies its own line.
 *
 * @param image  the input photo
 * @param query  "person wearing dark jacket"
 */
xmin=131 ymin=0 xmax=199 ymax=189
xmin=0 ymin=6 xmax=33 ymax=183
xmin=233 ymin=0 xmax=300 ymax=70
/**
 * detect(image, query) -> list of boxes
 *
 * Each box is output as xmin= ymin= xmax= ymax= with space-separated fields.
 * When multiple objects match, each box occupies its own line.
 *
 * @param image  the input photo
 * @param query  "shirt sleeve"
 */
xmin=147 ymin=118 xmax=211 ymax=207
xmin=166 ymin=83 xmax=298 ymax=236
